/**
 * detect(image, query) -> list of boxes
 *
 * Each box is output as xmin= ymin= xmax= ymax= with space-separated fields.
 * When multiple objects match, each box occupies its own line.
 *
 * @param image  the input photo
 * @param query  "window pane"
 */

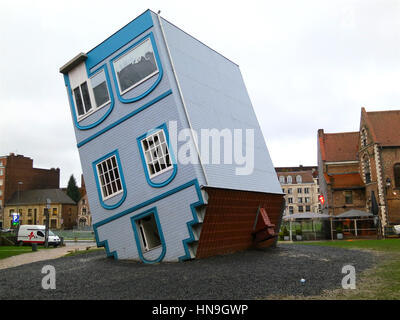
xmin=73 ymin=87 xmax=85 ymax=116
xmin=80 ymin=82 xmax=92 ymax=113
xmin=114 ymin=38 xmax=158 ymax=93
xmin=91 ymin=71 xmax=110 ymax=107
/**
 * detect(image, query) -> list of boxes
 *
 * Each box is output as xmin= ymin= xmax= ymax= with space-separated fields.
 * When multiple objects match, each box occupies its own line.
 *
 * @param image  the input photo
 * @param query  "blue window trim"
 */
xmin=130 ymin=207 xmax=166 ymax=264
xmin=92 ymin=149 xmax=127 ymax=210
xmin=63 ymin=64 xmax=115 ymax=131
xmin=93 ymin=179 xmax=204 ymax=261
xmin=77 ymin=90 xmax=172 ymax=148
xmin=137 ymin=123 xmax=178 ymax=188
xmin=110 ymin=32 xmax=163 ymax=104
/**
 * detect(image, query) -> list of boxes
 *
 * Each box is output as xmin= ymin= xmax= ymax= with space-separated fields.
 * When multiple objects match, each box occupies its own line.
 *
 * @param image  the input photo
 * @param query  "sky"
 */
xmin=1 ymin=0 xmax=399 ymax=187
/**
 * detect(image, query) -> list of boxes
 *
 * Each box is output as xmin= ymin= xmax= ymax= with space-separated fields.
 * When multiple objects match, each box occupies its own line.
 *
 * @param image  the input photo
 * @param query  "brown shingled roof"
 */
xmin=364 ymin=109 xmax=400 ymax=146
xmin=319 ymin=130 xmax=359 ymax=162
xmin=330 ymin=173 xmax=364 ymax=189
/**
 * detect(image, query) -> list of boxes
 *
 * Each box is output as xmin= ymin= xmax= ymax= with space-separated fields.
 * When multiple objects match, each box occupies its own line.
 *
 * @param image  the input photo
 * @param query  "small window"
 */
xmin=298 ymin=206 xmax=304 ymax=213
xmin=305 ymin=205 xmax=311 ymax=212
xmin=113 ymin=38 xmax=159 ymax=95
xmin=289 ymin=206 xmax=294 ymax=214
xmin=141 ymin=129 xmax=173 ymax=178
xmin=297 ymin=188 xmax=302 ymax=193
xmin=288 ymin=197 xmax=293 ymax=204
xmin=304 ymin=188 xmax=310 ymax=194
xmin=90 ymin=70 xmax=110 ymax=108
xmin=73 ymin=82 xmax=92 ymax=116
xmin=52 ymin=208 xmax=58 ymax=215
xmin=0 ymin=169 xmax=3 ymax=175
xmin=279 ymin=176 xmax=285 ymax=184
xmin=345 ymin=191 xmax=353 ymax=204
xmin=28 ymin=209 xmax=32 ymax=216
xmin=96 ymin=155 xmax=124 ymax=200
xmin=296 ymin=175 xmax=302 ymax=183
xmin=305 ymin=197 xmax=311 ymax=203
xmin=363 ymin=155 xmax=371 ymax=184
xmin=287 ymin=188 xmax=293 ymax=194
xmin=37 ymin=231 xmax=44 ymax=237
xmin=282 ymin=188 xmax=285 ymax=193
xmin=287 ymin=176 xmax=293 ymax=184
xmin=136 ymin=213 xmax=161 ymax=252
xmin=394 ymin=163 xmax=400 ymax=188
xmin=0 ymin=179 xmax=3 ymax=186
xmin=298 ymin=197 xmax=303 ymax=203
xmin=361 ymin=128 xmax=368 ymax=147
xmin=72 ymin=70 xmax=110 ymax=121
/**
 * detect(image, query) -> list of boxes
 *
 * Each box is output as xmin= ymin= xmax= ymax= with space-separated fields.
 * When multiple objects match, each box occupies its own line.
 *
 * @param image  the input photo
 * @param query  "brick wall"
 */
xmin=4 ymin=154 xmax=60 ymax=203
xmin=195 ymin=188 xmax=284 ymax=259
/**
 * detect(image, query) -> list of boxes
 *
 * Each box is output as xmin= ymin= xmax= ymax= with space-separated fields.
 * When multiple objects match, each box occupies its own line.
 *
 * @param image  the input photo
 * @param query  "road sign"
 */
xmin=12 ymin=213 xmax=20 ymax=225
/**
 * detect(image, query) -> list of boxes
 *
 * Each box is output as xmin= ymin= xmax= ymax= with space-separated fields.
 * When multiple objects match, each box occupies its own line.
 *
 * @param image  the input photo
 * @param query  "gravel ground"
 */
xmin=0 ymin=244 xmax=376 ymax=300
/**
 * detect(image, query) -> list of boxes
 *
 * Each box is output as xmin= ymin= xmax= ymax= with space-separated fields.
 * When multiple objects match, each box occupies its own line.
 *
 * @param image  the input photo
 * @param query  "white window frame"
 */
xmin=140 ymin=129 xmax=173 ymax=179
xmin=72 ymin=69 xmax=110 ymax=122
xmin=296 ymin=175 xmax=302 ymax=183
xmin=96 ymin=155 xmax=124 ymax=201
xmin=113 ymin=38 xmax=159 ymax=96
xmin=287 ymin=176 xmax=293 ymax=184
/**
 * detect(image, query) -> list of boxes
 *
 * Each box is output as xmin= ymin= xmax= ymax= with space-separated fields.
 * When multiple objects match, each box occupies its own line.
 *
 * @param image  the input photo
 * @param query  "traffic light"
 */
xmin=318 ymin=194 xmax=325 ymax=205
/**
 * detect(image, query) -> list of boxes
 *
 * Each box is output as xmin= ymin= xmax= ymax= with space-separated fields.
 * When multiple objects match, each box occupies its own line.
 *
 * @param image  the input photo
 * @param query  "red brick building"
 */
xmin=318 ymin=108 xmax=400 ymax=236
xmin=0 ymin=153 xmax=60 ymax=228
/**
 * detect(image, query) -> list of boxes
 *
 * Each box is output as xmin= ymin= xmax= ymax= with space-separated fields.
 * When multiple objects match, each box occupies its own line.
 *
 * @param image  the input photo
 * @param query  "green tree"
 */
xmin=66 ymin=174 xmax=81 ymax=203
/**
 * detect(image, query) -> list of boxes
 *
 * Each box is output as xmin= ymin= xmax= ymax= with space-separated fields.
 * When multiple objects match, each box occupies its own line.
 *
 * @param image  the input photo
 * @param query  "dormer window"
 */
xmin=279 ymin=176 xmax=285 ymax=184
xmin=71 ymin=69 xmax=110 ymax=121
xmin=113 ymin=38 xmax=159 ymax=95
xmin=287 ymin=176 xmax=293 ymax=184
xmin=296 ymin=175 xmax=302 ymax=183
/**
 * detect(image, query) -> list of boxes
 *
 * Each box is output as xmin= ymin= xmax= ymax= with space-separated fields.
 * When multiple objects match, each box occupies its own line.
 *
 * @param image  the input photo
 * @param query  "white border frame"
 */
xmin=140 ymin=129 xmax=173 ymax=179
xmin=113 ymin=38 xmax=159 ymax=96
xmin=96 ymin=155 xmax=124 ymax=201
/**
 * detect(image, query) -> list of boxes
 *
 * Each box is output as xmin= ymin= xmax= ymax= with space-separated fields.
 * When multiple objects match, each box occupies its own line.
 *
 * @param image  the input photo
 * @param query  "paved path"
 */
xmin=0 ymin=244 xmax=97 ymax=270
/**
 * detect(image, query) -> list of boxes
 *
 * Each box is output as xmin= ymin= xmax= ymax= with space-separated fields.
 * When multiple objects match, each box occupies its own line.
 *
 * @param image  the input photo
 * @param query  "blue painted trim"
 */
xmin=178 ymin=180 xmax=205 ymax=261
xmin=109 ymin=32 xmax=163 ymax=104
xmin=136 ymin=123 xmax=178 ymax=188
xmin=94 ymin=226 xmax=118 ymax=260
xmin=92 ymin=179 xmax=205 ymax=262
xmin=77 ymin=90 xmax=173 ymax=148
xmin=86 ymin=10 xmax=154 ymax=71
xmin=92 ymin=149 xmax=127 ymax=210
xmin=130 ymin=207 xmax=167 ymax=264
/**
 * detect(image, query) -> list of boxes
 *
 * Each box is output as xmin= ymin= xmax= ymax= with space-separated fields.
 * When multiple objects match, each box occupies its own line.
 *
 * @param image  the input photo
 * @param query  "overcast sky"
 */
xmin=1 ymin=0 xmax=399 ymax=187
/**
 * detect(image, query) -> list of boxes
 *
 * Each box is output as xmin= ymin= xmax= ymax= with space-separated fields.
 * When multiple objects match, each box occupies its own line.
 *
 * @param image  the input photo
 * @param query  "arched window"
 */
xmin=287 ymin=176 xmax=293 ymax=184
xmin=279 ymin=176 xmax=285 ymax=184
xmin=296 ymin=175 xmax=302 ymax=183
xmin=394 ymin=163 xmax=400 ymax=188
xmin=363 ymin=155 xmax=371 ymax=184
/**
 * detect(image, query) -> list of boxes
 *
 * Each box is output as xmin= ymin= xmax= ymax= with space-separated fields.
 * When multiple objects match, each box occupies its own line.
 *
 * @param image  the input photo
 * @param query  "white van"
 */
xmin=17 ymin=225 xmax=61 ymax=247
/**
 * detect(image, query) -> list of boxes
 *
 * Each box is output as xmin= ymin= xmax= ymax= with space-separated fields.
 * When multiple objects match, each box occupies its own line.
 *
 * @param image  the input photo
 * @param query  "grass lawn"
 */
xmin=297 ymin=239 xmax=400 ymax=299
xmin=0 ymin=246 xmax=52 ymax=260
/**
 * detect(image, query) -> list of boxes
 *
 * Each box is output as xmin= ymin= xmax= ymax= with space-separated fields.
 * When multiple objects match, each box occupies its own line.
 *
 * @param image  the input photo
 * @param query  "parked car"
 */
xmin=394 ymin=225 xmax=400 ymax=235
xmin=17 ymin=225 xmax=60 ymax=247
xmin=0 ymin=228 xmax=12 ymax=233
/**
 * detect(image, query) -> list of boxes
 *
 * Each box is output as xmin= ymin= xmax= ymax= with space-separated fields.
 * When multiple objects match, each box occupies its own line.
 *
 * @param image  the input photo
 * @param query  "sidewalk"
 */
xmin=0 ymin=244 xmax=98 ymax=270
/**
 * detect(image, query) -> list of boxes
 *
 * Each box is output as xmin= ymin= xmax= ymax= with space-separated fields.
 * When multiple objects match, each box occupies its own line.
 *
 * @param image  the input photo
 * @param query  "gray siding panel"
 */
xmin=162 ymin=18 xmax=281 ymax=194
